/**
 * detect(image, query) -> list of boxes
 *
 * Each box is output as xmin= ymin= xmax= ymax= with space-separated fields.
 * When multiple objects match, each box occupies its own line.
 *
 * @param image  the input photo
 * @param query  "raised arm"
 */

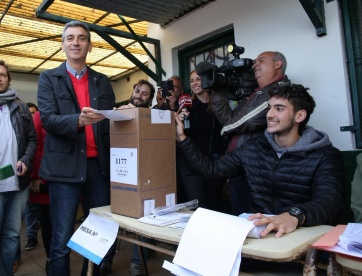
xmin=176 ymin=114 xmax=242 ymax=180
xmin=211 ymin=90 xmax=269 ymax=137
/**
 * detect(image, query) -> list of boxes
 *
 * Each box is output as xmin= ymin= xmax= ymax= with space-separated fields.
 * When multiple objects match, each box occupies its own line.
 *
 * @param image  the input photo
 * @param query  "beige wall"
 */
xmin=111 ymin=70 xmax=148 ymax=104
xmin=11 ymin=73 xmax=39 ymax=104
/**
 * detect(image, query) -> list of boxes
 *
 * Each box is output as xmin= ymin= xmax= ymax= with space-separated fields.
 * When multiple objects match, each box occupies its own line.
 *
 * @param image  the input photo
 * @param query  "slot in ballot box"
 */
xmin=109 ymin=108 xmax=176 ymax=218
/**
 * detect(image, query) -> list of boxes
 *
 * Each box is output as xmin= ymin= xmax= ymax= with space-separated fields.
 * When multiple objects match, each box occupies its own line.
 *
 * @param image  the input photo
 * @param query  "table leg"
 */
xmin=87 ymin=260 xmax=94 ymax=276
xmin=327 ymin=253 xmax=343 ymax=276
xmin=303 ymin=248 xmax=318 ymax=276
xmin=137 ymin=235 xmax=149 ymax=276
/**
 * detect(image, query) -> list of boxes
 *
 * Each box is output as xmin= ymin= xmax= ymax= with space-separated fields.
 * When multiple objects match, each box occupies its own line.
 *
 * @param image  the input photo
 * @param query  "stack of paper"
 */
xmin=338 ymin=223 xmax=362 ymax=256
xmin=151 ymin=199 xmax=198 ymax=216
xmin=138 ymin=212 xmax=191 ymax=227
xmin=312 ymin=223 xmax=362 ymax=258
xmin=163 ymin=208 xmax=255 ymax=276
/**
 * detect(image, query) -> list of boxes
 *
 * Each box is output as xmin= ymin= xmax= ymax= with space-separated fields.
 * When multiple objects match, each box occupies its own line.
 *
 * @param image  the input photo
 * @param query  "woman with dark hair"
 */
xmin=178 ymin=70 xmax=226 ymax=211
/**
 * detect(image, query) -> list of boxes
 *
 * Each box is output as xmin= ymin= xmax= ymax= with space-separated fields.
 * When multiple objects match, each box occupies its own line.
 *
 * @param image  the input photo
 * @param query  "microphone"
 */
xmin=195 ymin=61 xmax=217 ymax=75
xmin=178 ymin=94 xmax=192 ymax=130
xmin=178 ymin=94 xmax=192 ymax=110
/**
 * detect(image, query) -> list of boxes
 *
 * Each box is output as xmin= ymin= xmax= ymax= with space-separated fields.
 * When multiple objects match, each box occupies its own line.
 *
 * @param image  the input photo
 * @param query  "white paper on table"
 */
xmin=93 ymin=109 xmax=133 ymax=121
xmin=238 ymin=213 xmax=275 ymax=238
xmin=67 ymin=212 xmax=119 ymax=265
xmin=151 ymin=109 xmax=171 ymax=124
xmin=336 ymin=223 xmax=362 ymax=257
xmin=163 ymin=260 xmax=200 ymax=275
xmin=138 ymin=212 xmax=191 ymax=227
xmin=167 ymin=221 xmax=189 ymax=229
xmin=110 ymin=148 xmax=138 ymax=185
xmin=171 ymin=208 xmax=255 ymax=276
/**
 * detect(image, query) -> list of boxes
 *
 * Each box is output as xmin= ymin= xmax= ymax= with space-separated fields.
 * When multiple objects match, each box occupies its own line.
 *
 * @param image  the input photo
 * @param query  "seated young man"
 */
xmin=176 ymin=83 xmax=345 ymax=238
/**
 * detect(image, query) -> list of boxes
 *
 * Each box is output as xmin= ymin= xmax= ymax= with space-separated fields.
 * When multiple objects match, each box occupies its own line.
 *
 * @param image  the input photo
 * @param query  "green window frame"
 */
xmin=178 ymin=29 xmax=235 ymax=93
xmin=340 ymin=0 xmax=362 ymax=148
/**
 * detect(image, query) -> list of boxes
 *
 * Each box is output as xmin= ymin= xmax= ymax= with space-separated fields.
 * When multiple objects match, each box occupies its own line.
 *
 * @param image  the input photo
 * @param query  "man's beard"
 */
xmin=269 ymin=118 xmax=295 ymax=136
xmin=130 ymin=97 xmax=149 ymax=108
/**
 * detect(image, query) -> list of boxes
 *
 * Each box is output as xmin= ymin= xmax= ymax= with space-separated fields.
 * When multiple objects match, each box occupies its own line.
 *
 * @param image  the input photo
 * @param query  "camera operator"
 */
xmin=212 ymin=51 xmax=289 ymax=215
xmin=152 ymin=75 xmax=184 ymax=111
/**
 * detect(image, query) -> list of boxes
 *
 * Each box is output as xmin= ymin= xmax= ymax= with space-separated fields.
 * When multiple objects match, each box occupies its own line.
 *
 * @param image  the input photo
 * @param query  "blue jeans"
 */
xmin=0 ymin=188 xmax=29 ymax=276
xmin=48 ymin=158 xmax=114 ymax=276
xmin=131 ymin=237 xmax=152 ymax=266
xmin=25 ymin=201 xmax=39 ymax=240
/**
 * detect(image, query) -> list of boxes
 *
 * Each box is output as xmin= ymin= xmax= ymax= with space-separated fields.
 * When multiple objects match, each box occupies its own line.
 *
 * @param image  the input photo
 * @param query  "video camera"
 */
xmin=195 ymin=44 xmax=257 ymax=101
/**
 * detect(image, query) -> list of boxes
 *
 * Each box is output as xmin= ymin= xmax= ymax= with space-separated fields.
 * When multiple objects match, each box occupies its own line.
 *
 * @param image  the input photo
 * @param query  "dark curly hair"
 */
xmin=131 ymin=79 xmax=155 ymax=107
xmin=268 ymin=83 xmax=316 ymax=132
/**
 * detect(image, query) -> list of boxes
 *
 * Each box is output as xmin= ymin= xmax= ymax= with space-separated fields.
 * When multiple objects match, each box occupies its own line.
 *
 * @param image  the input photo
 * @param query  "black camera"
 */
xmin=196 ymin=44 xmax=257 ymax=101
xmin=160 ymin=80 xmax=174 ymax=98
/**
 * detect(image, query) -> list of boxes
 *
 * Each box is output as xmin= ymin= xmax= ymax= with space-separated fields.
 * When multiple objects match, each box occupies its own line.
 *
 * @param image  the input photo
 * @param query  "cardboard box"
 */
xmin=110 ymin=108 xmax=176 ymax=218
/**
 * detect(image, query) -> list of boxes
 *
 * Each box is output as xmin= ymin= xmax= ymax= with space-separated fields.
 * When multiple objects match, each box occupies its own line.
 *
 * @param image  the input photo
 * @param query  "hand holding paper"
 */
xmin=93 ymin=109 xmax=133 ymax=121
xmin=78 ymin=107 xmax=105 ymax=127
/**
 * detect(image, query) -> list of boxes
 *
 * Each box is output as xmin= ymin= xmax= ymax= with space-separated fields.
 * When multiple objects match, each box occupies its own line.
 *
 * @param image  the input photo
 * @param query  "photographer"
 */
xmin=211 ymin=51 xmax=289 ymax=215
xmin=152 ymin=75 xmax=184 ymax=111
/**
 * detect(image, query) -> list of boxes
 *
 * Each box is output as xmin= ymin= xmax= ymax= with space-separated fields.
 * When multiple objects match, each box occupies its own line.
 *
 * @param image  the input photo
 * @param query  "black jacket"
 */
xmin=177 ymin=127 xmax=345 ymax=226
xmin=187 ymin=97 xmax=225 ymax=158
xmin=37 ymin=62 xmax=116 ymax=182
xmin=9 ymin=98 xmax=37 ymax=189
xmin=211 ymin=76 xmax=290 ymax=150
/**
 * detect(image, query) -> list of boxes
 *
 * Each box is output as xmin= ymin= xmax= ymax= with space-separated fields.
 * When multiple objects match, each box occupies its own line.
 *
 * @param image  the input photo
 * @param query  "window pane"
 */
xmin=204 ymin=49 xmax=214 ymax=63
xmin=214 ymin=46 xmax=225 ymax=67
xmin=195 ymin=53 xmax=204 ymax=67
xmin=178 ymin=29 xmax=234 ymax=92
xmin=188 ymin=57 xmax=195 ymax=72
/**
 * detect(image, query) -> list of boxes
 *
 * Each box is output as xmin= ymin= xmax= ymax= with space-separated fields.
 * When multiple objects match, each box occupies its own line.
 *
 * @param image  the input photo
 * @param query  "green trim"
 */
xmin=340 ymin=150 xmax=361 ymax=223
xmin=299 ymin=0 xmax=327 ymax=36
xmin=340 ymin=0 xmax=362 ymax=148
xmin=36 ymin=4 xmax=163 ymax=82
xmin=118 ymin=15 xmax=166 ymax=77
xmin=96 ymin=29 xmax=159 ymax=81
xmin=178 ymin=29 xmax=235 ymax=92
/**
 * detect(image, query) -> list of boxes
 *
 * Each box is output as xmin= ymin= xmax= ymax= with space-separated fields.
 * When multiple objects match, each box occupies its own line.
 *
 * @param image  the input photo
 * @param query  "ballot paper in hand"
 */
xmin=238 ymin=213 xmax=275 ymax=238
xmin=93 ymin=109 xmax=133 ymax=121
xmin=163 ymin=208 xmax=255 ymax=276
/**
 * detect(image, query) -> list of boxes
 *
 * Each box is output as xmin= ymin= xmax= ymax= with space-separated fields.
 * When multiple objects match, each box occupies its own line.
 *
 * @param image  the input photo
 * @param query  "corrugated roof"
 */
xmin=64 ymin=0 xmax=214 ymax=27
xmin=0 ymin=0 xmax=214 ymax=80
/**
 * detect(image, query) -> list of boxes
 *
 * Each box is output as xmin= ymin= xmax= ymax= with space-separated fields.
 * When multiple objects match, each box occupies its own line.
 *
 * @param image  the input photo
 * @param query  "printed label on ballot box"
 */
xmin=110 ymin=148 xmax=138 ymax=185
xmin=67 ymin=212 xmax=118 ymax=265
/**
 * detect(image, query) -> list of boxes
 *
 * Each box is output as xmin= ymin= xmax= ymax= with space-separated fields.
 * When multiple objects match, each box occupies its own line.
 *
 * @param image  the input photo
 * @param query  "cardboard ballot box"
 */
xmin=110 ymin=108 xmax=176 ymax=218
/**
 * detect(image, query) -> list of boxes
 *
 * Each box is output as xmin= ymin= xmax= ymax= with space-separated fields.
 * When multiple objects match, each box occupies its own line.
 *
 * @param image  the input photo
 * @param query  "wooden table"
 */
xmin=90 ymin=205 xmax=332 ymax=275
xmin=335 ymin=254 xmax=362 ymax=275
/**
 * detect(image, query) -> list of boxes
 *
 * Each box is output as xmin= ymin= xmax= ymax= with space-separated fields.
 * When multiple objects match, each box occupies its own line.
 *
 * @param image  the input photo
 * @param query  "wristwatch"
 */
xmin=288 ymin=207 xmax=305 ymax=226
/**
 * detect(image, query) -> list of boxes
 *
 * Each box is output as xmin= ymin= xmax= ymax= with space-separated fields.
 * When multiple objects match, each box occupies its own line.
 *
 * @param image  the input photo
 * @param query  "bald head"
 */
xmin=253 ymin=51 xmax=287 ymax=88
